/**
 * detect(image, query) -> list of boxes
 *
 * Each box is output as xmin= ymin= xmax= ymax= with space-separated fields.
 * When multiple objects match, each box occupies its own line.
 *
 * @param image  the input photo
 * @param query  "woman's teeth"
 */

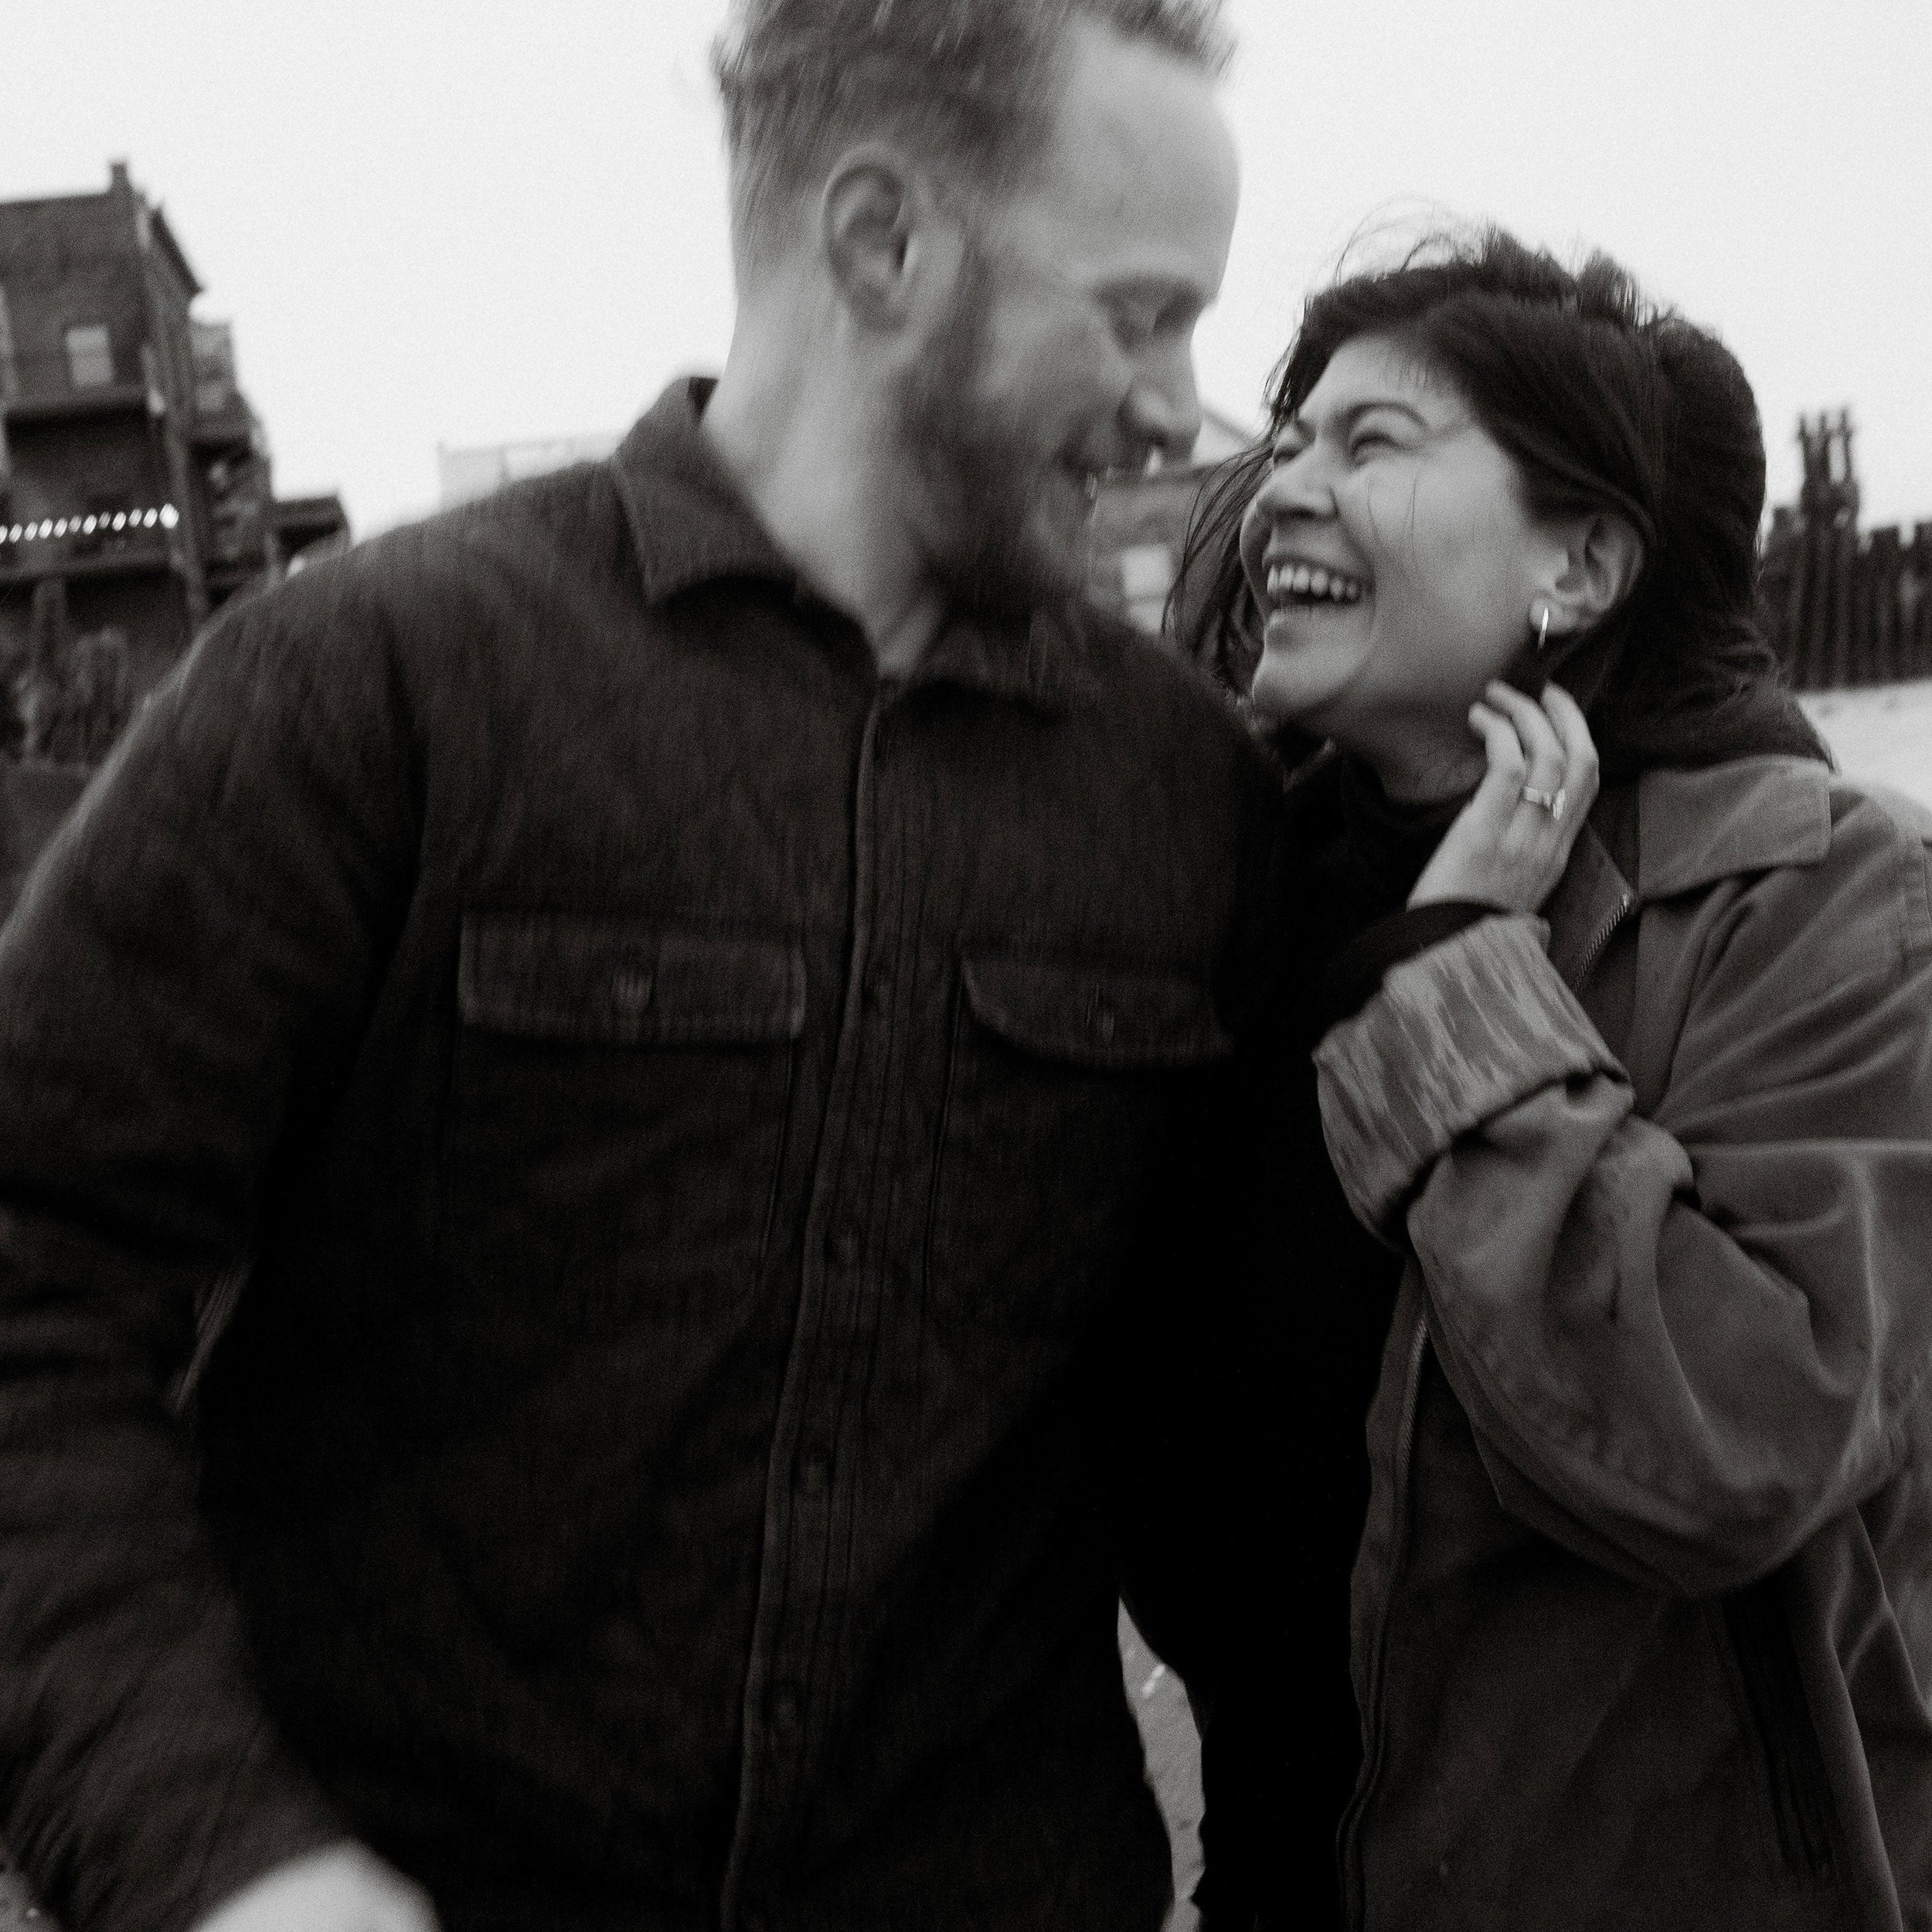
xmin=1266 ymin=562 xmax=1366 ymax=607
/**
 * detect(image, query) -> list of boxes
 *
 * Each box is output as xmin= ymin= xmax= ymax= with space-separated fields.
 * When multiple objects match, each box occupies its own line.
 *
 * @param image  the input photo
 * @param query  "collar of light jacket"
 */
xmin=1546 ymin=755 xmax=1835 ymax=988
xmin=609 ymin=378 xmax=1102 ymax=716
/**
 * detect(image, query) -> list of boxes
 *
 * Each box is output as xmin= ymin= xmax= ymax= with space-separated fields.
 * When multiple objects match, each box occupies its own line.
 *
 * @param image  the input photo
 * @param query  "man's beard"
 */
xmin=896 ymin=254 xmax=1091 ymax=628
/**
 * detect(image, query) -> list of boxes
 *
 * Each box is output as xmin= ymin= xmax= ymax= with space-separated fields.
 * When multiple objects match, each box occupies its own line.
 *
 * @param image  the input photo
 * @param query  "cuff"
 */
xmin=1313 ymin=914 xmax=1619 ymax=1236
xmin=1317 ymin=900 xmax=1502 ymax=1029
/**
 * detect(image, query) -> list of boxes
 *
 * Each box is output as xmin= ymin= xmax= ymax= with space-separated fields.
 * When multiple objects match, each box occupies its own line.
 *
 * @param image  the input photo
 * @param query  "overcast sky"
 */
xmin=5 ymin=1 xmax=1927 ymax=538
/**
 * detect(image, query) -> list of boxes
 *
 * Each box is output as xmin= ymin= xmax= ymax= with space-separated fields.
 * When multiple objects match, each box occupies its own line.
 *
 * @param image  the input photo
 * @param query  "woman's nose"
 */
xmin=1242 ymin=444 xmax=1333 ymax=573
xmin=1250 ymin=443 xmax=1333 ymax=521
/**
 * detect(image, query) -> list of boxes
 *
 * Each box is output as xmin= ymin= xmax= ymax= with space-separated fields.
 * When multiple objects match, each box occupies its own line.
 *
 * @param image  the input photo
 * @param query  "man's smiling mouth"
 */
xmin=1063 ymin=459 xmax=1152 ymax=500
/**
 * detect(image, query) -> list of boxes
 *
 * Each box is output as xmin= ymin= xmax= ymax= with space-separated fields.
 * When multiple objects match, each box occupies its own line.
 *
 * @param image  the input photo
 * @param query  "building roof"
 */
xmin=0 ymin=168 xmax=205 ymax=298
xmin=145 ymin=205 xmax=202 ymax=299
xmin=273 ymin=494 xmax=350 ymax=551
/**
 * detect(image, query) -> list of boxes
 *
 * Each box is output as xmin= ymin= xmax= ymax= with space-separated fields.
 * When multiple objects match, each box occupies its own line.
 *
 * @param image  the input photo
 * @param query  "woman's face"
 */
xmin=1240 ymin=333 xmax=1571 ymax=798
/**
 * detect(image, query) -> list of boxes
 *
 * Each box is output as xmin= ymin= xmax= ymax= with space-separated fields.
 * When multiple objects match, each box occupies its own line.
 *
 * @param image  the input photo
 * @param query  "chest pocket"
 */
xmin=925 ymin=954 xmax=1231 ymax=1338
xmin=443 ymin=913 xmax=806 ymax=1327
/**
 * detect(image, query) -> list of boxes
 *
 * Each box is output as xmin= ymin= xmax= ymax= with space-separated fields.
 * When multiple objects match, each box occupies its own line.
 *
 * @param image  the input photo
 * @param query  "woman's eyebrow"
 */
xmin=1276 ymin=396 xmax=1434 ymax=448
xmin=1338 ymin=397 xmax=1432 ymax=432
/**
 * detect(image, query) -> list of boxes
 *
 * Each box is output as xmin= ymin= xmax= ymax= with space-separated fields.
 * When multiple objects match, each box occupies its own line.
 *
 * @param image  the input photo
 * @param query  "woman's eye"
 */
xmin=1349 ymin=430 xmax=1393 ymax=459
xmin=1267 ymin=422 xmax=1319 ymax=467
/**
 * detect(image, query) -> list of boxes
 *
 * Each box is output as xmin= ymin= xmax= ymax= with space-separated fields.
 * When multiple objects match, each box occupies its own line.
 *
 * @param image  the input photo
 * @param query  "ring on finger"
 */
xmin=1520 ymin=784 xmax=1567 ymax=821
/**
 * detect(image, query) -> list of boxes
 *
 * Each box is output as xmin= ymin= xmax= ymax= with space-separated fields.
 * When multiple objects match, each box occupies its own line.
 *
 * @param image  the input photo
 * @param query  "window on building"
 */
xmin=65 ymin=323 xmax=114 ymax=390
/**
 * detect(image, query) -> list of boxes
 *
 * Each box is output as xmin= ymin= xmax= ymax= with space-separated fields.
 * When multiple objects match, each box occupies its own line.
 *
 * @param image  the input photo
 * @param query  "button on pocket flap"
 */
xmin=460 ymin=916 xmax=806 ymax=1046
xmin=959 ymin=957 xmax=1232 ymax=1070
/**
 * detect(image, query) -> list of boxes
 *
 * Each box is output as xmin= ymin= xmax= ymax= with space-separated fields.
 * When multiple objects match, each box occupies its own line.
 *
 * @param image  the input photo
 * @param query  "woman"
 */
xmin=1180 ymin=233 xmax=1932 ymax=1930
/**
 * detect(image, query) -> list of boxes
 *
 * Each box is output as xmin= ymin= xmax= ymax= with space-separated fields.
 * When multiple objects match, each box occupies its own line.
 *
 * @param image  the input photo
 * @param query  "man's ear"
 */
xmin=821 ymin=145 xmax=957 ymax=328
xmin=1547 ymin=511 xmax=1645 ymax=633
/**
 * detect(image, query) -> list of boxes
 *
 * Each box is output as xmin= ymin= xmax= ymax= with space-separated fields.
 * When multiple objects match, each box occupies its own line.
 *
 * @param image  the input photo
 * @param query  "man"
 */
xmin=0 ymin=4 xmax=1277 ymax=1929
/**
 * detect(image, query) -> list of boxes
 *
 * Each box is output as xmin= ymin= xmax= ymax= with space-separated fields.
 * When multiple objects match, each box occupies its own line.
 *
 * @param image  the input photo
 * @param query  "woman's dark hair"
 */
xmin=1178 ymin=228 xmax=1827 ymax=778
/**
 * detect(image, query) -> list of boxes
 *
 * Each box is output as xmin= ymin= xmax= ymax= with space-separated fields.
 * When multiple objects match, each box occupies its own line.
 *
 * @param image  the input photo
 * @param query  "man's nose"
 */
xmin=1124 ymin=349 xmax=1204 ymax=465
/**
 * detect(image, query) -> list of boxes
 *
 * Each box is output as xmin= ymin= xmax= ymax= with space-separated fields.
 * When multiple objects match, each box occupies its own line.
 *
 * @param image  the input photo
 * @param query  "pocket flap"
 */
xmin=960 ymin=956 xmax=1231 ymax=1070
xmin=459 ymin=915 xmax=806 ymax=1046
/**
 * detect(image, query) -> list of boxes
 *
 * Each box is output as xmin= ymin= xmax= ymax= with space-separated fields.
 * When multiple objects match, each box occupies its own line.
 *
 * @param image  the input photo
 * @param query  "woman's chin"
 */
xmin=1247 ymin=643 xmax=1340 ymax=733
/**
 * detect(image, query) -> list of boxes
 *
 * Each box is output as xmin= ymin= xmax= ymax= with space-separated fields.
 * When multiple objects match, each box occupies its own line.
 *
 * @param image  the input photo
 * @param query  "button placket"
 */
xmin=720 ymin=686 xmax=895 ymax=1917
xmin=1089 ymin=988 xmax=1117 ymax=1048
xmin=611 ymin=965 xmax=655 ymax=1014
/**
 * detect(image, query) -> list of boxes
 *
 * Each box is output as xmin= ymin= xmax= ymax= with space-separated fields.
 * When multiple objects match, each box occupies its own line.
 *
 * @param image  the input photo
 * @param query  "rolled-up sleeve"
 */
xmin=1314 ymin=915 xmax=1623 ymax=1240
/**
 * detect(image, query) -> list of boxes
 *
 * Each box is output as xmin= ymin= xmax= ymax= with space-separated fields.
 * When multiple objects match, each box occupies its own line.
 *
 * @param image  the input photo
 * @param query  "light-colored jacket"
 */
xmin=1316 ymin=755 xmax=1932 ymax=1931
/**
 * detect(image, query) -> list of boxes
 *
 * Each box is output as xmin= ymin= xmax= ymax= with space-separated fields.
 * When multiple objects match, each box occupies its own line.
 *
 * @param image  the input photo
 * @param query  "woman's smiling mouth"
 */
xmin=1265 ymin=560 xmax=1368 ymax=608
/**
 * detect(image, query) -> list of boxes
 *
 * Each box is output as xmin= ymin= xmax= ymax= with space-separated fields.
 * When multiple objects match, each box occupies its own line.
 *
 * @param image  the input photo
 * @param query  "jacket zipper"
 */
xmin=1335 ymin=889 xmax=1635 ymax=1927
xmin=1577 ymin=889 xmax=1635 ymax=984
xmin=1338 ymin=1309 xmax=1431 ymax=1932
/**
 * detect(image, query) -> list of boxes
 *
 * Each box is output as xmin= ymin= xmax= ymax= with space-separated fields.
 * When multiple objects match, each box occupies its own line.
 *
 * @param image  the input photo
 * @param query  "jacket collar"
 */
xmin=912 ymin=607 xmax=1102 ymax=713
xmin=607 ymin=379 xmax=1098 ymax=716
xmin=611 ymin=378 xmax=800 ymax=604
xmin=1634 ymin=755 xmax=1833 ymax=897
xmin=1546 ymin=755 xmax=1835 ymax=988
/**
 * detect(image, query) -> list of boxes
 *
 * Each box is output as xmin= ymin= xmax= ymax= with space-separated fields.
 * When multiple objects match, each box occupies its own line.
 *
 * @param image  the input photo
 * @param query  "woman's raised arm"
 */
xmin=1315 ymin=789 xmax=1932 ymax=1597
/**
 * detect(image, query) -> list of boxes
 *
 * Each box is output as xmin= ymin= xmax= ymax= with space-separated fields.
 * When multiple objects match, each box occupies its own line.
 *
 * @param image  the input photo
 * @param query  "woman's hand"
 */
xmin=1410 ymin=681 xmax=1600 ymax=913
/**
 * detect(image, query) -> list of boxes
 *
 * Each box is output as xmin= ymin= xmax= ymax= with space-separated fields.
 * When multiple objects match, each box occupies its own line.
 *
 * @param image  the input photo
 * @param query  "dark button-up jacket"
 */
xmin=0 ymin=383 xmax=1282 ymax=1932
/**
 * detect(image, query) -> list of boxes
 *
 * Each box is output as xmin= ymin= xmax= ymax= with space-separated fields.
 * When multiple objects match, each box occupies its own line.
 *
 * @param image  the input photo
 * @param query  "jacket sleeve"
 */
xmin=0 ymin=558 xmax=423 ymax=1932
xmin=1314 ymin=812 xmax=1932 ymax=1598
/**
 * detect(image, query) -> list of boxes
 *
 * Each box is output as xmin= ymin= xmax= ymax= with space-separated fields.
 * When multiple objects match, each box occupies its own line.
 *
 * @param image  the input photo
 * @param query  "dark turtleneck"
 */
xmin=1284 ymin=750 xmax=1500 ymax=1045
xmin=1198 ymin=750 xmax=1505 ymax=1931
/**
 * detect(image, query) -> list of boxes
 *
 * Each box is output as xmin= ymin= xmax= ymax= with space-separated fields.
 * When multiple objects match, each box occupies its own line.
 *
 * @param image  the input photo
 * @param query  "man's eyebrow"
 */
xmin=1098 ymin=274 xmax=1210 ymax=313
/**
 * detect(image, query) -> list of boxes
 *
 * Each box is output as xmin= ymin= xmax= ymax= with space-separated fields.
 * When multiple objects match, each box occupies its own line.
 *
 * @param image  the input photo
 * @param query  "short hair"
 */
xmin=713 ymin=0 xmax=1232 ymax=260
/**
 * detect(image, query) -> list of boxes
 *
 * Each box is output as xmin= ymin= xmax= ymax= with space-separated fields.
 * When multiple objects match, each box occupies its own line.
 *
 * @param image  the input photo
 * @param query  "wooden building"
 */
xmin=1760 ymin=413 xmax=1932 ymax=691
xmin=0 ymin=162 xmax=349 ymax=903
xmin=0 ymin=164 xmax=348 ymax=733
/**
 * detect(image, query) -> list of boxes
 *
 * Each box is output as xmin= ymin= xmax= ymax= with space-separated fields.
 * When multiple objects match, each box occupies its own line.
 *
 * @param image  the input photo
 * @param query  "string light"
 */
xmin=0 ymin=505 xmax=179 ymax=548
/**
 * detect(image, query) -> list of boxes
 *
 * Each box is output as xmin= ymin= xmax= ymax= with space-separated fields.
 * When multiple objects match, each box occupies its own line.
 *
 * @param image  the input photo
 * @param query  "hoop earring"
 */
xmin=1536 ymin=605 xmax=1553 ymax=652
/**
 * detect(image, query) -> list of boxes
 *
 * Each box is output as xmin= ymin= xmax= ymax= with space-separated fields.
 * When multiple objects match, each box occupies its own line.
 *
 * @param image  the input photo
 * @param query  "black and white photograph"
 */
xmin=0 ymin=4 xmax=1928 ymax=1928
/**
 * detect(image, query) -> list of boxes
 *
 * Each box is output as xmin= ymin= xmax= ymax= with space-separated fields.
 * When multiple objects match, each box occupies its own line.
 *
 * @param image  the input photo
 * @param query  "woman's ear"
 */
xmin=1547 ymin=512 xmax=1645 ymax=633
xmin=821 ymin=146 xmax=959 ymax=330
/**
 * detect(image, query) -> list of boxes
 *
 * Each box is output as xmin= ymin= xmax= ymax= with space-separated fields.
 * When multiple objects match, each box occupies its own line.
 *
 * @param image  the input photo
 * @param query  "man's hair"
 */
xmin=713 ymin=0 xmax=1231 ymax=261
